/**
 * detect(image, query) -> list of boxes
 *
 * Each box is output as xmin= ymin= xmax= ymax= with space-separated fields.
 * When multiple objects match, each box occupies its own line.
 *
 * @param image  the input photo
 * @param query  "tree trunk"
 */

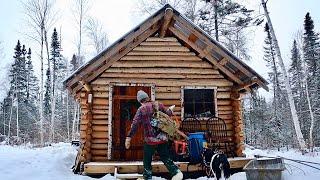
xmin=66 ymin=93 xmax=70 ymax=141
xmin=213 ymin=0 xmax=219 ymax=41
xmin=305 ymin=80 xmax=315 ymax=151
xmin=261 ymin=0 xmax=307 ymax=151
xmin=8 ymin=96 xmax=14 ymax=144
xmin=72 ymin=101 xmax=77 ymax=140
xmin=16 ymin=98 xmax=19 ymax=138
xmin=39 ymin=27 xmax=44 ymax=147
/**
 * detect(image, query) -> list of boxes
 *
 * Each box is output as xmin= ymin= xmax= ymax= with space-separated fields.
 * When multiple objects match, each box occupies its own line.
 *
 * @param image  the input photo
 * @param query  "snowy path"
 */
xmin=1 ymin=143 xmax=320 ymax=179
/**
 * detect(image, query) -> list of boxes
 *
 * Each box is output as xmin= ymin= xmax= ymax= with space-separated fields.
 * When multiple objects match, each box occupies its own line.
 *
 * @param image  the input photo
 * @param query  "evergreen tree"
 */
xmin=302 ymin=12 xmax=319 ymax=148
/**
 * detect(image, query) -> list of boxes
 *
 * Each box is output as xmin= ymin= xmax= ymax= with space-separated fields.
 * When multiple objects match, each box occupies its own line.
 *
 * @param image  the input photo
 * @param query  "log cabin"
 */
xmin=64 ymin=4 xmax=268 ymax=177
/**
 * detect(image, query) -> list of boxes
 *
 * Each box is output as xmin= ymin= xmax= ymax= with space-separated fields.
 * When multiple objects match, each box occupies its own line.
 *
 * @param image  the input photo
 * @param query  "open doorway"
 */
xmin=112 ymin=86 xmax=151 ymax=160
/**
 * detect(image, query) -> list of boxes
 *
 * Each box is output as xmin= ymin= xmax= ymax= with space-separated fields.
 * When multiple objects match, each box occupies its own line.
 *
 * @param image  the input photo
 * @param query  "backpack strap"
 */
xmin=152 ymin=101 xmax=160 ymax=118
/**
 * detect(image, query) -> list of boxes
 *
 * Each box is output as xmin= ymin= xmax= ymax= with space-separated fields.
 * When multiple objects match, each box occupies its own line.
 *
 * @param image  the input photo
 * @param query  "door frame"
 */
xmin=107 ymin=83 xmax=155 ymax=160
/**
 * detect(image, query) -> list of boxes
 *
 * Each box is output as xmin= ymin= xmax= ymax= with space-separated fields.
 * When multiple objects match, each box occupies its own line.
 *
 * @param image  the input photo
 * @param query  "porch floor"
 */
xmin=83 ymin=157 xmax=253 ymax=175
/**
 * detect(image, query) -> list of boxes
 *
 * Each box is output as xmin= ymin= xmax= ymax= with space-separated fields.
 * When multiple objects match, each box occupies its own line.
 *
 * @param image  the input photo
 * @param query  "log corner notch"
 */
xmin=73 ymin=81 xmax=93 ymax=174
xmin=159 ymin=8 xmax=174 ymax=38
xmin=231 ymin=90 xmax=245 ymax=157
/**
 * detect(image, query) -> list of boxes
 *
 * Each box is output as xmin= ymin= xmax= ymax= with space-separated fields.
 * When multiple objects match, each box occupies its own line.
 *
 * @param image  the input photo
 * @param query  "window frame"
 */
xmin=181 ymin=86 xmax=218 ymax=120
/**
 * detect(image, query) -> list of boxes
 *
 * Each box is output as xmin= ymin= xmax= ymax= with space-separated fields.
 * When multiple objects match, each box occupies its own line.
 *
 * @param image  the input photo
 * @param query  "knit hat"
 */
xmin=137 ymin=90 xmax=149 ymax=102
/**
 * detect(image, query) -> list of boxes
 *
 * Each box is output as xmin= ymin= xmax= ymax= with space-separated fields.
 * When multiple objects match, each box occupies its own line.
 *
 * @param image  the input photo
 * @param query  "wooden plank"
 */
xmin=146 ymin=37 xmax=178 ymax=42
xmin=121 ymin=55 xmax=201 ymax=61
xmin=127 ymin=51 xmax=195 ymax=56
xmin=101 ymin=72 xmax=224 ymax=79
xmin=132 ymin=45 xmax=190 ymax=52
xmin=111 ymin=61 xmax=213 ymax=68
xmin=84 ymin=158 xmax=253 ymax=174
xmin=93 ymin=78 xmax=233 ymax=87
xmin=105 ymin=67 xmax=220 ymax=75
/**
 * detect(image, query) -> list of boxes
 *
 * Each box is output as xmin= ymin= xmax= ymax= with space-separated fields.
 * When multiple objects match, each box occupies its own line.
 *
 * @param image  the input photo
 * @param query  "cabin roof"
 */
xmin=64 ymin=4 xmax=268 ymax=95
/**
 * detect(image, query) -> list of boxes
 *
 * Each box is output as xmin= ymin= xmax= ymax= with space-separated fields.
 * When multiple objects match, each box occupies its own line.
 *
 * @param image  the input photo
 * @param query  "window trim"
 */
xmin=181 ymin=86 xmax=218 ymax=120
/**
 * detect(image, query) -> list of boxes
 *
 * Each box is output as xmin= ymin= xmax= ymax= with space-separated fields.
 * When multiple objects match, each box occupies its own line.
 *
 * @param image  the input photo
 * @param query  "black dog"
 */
xmin=202 ymin=149 xmax=231 ymax=180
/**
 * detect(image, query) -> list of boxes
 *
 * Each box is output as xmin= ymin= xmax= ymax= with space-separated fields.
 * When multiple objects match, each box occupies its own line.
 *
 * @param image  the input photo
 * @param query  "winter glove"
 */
xmin=125 ymin=137 xmax=131 ymax=149
xmin=169 ymin=105 xmax=175 ymax=112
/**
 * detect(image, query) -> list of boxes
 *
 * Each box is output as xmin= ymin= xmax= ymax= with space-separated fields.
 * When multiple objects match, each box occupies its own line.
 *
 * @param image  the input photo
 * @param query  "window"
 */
xmin=183 ymin=89 xmax=216 ymax=118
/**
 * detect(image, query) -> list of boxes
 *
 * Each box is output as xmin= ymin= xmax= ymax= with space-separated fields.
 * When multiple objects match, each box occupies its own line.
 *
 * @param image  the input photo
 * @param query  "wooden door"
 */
xmin=112 ymin=86 xmax=151 ymax=161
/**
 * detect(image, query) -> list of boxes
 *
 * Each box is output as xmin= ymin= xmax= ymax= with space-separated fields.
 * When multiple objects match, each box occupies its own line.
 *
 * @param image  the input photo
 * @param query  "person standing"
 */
xmin=125 ymin=90 xmax=183 ymax=180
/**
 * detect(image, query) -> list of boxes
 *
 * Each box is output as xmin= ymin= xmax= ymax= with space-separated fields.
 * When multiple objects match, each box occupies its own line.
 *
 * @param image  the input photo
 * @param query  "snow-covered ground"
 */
xmin=0 ymin=142 xmax=320 ymax=180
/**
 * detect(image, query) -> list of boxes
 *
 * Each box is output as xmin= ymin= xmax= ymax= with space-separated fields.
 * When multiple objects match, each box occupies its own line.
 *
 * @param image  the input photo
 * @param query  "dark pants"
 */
xmin=143 ymin=142 xmax=179 ymax=180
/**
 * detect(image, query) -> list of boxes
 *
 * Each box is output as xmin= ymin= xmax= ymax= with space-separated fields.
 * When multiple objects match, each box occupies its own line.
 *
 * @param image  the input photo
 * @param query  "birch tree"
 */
xmin=261 ymin=0 xmax=307 ymax=151
xmin=23 ymin=0 xmax=56 ymax=146
xmin=85 ymin=17 xmax=109 ymax=54
xmin=302 ymin=13 xmax=319 ymax=150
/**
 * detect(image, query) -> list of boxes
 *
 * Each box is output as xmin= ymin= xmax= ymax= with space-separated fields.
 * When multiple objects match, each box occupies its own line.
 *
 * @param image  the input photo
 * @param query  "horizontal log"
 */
xmin=92 ymin=78 xmax=233 ymax=87
xmin=92 ymin=85 xmax=109 ymax=91
xmin=93 ymin=98 xmax=109 ymax=105
xmin=219 ymin=114 xmax=233 ymax=119
xmin=218 ymin=106 xmax=233 ymax=111
xmin=105 ymin=67 xmax=220 ymax=75
xmin=82 ymin=109 xmax=108 ymax=115
xmin=217 ymin=92 xmax=231 ymax=99
xmin=91 ymin=156 xmax=108 ymax=162
xmin=217 ymin=100 xmax=232 ymax=106
xmin=160 ymin=100 xmax=181 ymax=106
xmin=156 ymin=86 xmax=181 ymax=93
xmin=91 ymin=149 xmax=108 ymax=156
xmin=145 ymin=37 xmax=178 ymax=42
xmin=156 ymin=92 xmax=180 ymax=100
xmin=92 ymin=132 xmax=108 ymax=139
xmin=92 ymin=139 xmax=109 ymax=144
xmin=91 ymin=143 xmax=108 ymax=150
xmin=111 ymin=61 xmax=212 ymax=68
xmin=217 ymin=87 xmax=232 ymax=92
xmin=93 ymin=92 xmax=109 ymax=98
xmin=101 ymin=72 xmax=223 ymax=79
xmin=93 ymin=114 xmax=108 ymax=120
xmin=121 ymin=55 xmax=201 ymax=61
xmin=133 ymin=45 xmax=190 ymax=52
xmin=92 ymin=125 xmax=108 ymax=132
xmin=218 ymin=110 xmax=233 ymax=115
xmin=127 ymin=51 xmax=196 ymax=56
xmin=81 ymin=119 xmax=108 ymax=125
xmin=140 ymin=41 xmax=181 ymax=46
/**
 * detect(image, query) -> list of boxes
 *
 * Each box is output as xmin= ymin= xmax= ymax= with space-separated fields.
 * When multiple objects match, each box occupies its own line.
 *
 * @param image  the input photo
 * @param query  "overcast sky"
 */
xmin=0 ymin=0 xmax=319 ymax=100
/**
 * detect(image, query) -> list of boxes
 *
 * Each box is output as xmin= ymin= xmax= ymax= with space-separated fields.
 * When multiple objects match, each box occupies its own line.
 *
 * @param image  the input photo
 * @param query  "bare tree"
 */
xmin=261 ymin=0 xmax=307 ymax=151
xmin=85 ymin=17 xmax=109 ymax=54
xmin=72 ymin=0 xmax=91 ymax=59
xmin=23 ymin=0 xmax=56 ymax=146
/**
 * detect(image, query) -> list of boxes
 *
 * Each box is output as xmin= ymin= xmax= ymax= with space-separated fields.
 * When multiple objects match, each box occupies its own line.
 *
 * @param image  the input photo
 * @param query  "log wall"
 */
xmin=78 ymin=36 xmax=244 ymax=161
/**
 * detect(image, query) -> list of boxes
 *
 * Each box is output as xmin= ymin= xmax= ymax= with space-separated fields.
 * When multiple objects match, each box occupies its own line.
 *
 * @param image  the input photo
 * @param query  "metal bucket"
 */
xmin=243 ymin=157 xmax=285 ymax=180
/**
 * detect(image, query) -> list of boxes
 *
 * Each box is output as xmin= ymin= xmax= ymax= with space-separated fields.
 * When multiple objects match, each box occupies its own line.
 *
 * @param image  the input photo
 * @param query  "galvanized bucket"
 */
xmin=243 ymin=157 xmax=285 ymax=180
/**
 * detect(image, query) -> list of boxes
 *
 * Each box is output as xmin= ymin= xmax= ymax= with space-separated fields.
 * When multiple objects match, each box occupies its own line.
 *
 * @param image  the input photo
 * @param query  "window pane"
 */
xmin=184 ymin=89 xmax=214 ymax=118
